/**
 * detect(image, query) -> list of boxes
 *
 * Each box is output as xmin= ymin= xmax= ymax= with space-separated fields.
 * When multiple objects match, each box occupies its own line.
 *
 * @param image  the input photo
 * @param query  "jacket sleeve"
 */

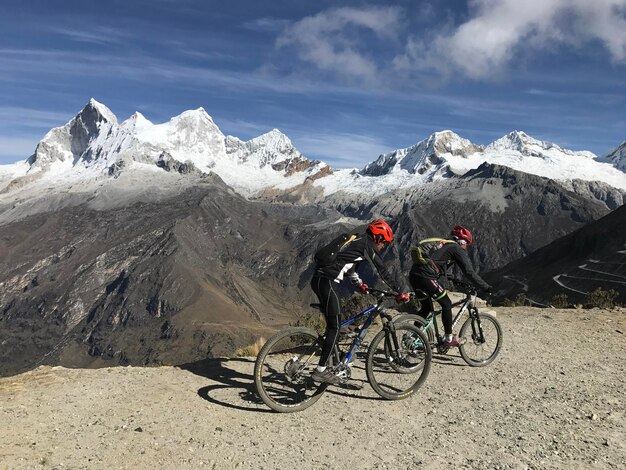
xmin=450 ymin=244 xmax=491 ymax=290
xmin=365 ymin=239 xmax=406 ymax=292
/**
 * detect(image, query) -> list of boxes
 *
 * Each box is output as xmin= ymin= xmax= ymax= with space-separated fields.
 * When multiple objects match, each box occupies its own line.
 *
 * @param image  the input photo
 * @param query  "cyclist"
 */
xmin=409 ymin=225 xmax=492 ymax=347
xmin=310 ymin=219 xmax=410 ymax=384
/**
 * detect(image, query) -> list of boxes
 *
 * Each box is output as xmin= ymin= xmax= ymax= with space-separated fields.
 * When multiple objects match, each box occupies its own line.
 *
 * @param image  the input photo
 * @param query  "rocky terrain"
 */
xmin=1 ymin=306 xmax=624 ymax=469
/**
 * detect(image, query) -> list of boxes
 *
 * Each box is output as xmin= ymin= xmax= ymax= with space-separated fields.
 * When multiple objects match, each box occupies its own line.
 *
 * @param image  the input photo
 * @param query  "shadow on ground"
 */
xmin=178 ymin=357 xmax=273 ymax=413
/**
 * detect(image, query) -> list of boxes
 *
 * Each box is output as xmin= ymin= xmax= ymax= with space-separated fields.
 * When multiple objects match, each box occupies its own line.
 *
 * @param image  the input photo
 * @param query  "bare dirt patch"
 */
xmin=1 ymin=307 xmax=625 ymax=469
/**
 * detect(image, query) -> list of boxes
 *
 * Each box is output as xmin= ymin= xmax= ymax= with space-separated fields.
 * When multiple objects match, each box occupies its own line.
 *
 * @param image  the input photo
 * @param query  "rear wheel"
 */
xmin=366 ymin=323 xmax=431 ymax=400
xmin=254 ymin=327 xmax=328 ymax=412
xmin=459 ymin=312 xmax=502 ymax=367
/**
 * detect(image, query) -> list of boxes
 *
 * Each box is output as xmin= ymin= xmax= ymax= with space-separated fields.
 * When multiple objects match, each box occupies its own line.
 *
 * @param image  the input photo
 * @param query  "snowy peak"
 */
xmin=362 ymin=130 xmax=481 ymax=177
xmin=87 ymin=98 xmax=118 ymax=125
xmin=28 ymin=98 xmax=119 ymax=169
xmin=121 ymin=112 xmax=152 ymax=132
xmin=9 ymin=100 xmax=329 ymax=198
xmin=600 ymin=141 xmax=626 ymax=171
xmin=489 ymin=130 xmax=537 ymax=152
xmin=168 ymin=107 xmax=215 ymax=127
xmin=486 ymin=131 xmax=596 ymax=160
xmin=225 ymin=128 xmax=319 ymax=175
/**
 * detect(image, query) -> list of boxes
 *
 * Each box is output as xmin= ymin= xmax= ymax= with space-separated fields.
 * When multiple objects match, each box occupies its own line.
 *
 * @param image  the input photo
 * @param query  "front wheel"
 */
xmin=392 ymin=313 xmax=435 ymax=344
xmin=366 ymin=323 xmax=431 ymax=400
xmin=254 ymin=327 xmax=328 ymax=412
xmin=459 ymin=312 xmax=502 ymax=367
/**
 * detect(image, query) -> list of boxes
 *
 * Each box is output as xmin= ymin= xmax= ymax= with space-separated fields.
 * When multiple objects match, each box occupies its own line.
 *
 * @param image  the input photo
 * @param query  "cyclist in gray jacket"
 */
xmin=409 ymin=225 xmax=492 ymax=347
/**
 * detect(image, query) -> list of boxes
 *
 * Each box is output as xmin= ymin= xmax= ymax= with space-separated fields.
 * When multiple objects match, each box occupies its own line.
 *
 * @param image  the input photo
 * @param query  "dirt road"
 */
xmin=1 ymin=307 xmax=625 ymax=469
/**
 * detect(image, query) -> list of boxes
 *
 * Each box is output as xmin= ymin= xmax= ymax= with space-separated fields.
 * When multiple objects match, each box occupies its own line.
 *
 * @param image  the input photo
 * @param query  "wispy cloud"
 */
xmin=48 ymin=25 xmax=132 ymax=45
xmin=276 ymin=6 xmax=403 ymax=84
xmin=0 ymin=107 xmax=71 ymax=128
xmin=290 ymin=131 xmax=393 ymax=168
xmin=242 ymin=17 xmax=291 ymax=33
xmin=394 ymin=0 xmax=626 ymax=80
xmin=0 ymin=47 xmax=373 ymax=97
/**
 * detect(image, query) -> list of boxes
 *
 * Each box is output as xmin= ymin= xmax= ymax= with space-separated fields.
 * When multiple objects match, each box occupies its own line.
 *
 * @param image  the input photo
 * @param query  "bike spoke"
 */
xmin=366 ymin=324 xmax=431 ymax=400
xmin=254 ymin=328 xmax=328 ymax=412
xmin=458 ymin=313 xmax=502 ymax=367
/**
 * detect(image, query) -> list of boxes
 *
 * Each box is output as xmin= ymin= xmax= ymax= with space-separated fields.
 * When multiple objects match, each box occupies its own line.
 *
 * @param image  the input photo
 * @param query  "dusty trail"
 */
xmin=1 ymin=307 xmax=625 ymax=470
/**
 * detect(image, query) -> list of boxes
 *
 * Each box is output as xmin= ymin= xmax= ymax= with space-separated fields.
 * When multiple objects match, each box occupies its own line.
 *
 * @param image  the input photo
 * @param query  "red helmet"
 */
xmin=451 ymin=225 xmax=473 ymax=244
xmin=367 ymin=219 xmax=393 ymax=243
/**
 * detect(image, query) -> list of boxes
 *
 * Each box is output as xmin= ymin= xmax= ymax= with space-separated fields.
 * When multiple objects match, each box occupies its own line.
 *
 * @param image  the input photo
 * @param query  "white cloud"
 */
xmin=395 ymin=0 xmax=626 ymax=79
xmin=276 ymin=6 xmax=402 ymax=83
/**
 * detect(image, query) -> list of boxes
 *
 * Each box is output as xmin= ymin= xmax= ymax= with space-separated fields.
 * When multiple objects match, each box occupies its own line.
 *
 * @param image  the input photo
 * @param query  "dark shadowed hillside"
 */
xmin=486 ymin=204 xmax=626 ymax=305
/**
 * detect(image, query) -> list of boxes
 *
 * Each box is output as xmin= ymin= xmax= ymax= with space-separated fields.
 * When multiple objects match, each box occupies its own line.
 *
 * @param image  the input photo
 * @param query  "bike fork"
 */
xmin=470 ymin=314 xmax=485 ymax=343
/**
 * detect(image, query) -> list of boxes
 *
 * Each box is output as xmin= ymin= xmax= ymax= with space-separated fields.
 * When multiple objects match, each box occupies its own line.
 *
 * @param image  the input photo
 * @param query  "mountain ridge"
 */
xmin=1 ymin=99 xmax=624 ymax=208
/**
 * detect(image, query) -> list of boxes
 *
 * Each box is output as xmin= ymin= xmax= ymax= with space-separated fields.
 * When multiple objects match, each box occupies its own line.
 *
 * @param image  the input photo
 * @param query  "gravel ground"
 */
xmin=1 ymin=307 xmax=625 ymax=470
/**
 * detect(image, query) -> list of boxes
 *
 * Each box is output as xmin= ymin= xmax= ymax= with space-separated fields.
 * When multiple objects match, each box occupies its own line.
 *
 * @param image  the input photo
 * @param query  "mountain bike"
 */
xmin=254 ymin=289 xmax=432 ymax=413
xmin=393 ymin=283 xmax=502 ymax=367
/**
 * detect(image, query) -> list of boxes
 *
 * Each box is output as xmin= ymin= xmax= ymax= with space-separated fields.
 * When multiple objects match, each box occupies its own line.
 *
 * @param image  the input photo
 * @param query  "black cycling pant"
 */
xmin=409 ymin=274 xmax=454 ymax=335
xmin=310 ymin=275 xmax=341 ymax=367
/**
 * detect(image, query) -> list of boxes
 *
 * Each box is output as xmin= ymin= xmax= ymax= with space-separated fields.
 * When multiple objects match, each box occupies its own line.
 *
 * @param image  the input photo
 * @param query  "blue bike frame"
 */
xmin=336 ymin=304 xmax=379 ymax=364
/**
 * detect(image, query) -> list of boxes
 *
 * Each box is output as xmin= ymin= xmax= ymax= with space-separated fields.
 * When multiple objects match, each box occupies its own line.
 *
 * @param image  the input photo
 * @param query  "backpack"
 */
xmin=410 ymin=238 xmax=456 ymax=274
xmin=314 ymin=233 xmax=358 ymax=267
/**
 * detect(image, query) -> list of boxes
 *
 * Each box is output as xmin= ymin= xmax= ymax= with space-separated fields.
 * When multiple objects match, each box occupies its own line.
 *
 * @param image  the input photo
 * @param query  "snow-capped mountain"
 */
xmin=362 ymin=130 xmax=482 ymax=177
xmin=600 ymin=140 xmax=626 ymax=172
xmin=310 ymin=129 xmax=626 ymax=197
xmin=3 ymin=99 xmax=327 ymax=198
xmin=1 ymin=100 xmax=625 ymax=209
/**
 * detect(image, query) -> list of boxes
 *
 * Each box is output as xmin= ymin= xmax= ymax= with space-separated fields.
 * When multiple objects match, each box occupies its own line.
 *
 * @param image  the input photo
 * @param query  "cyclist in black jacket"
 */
xmin=310 ymin=219 xmax=410 ymax=384
xmin=409 ymin=225 xmax=492 ymax=347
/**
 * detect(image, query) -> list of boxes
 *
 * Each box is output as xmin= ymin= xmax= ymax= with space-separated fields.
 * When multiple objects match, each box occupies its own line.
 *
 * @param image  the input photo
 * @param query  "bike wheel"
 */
xmin=459 ymin=312 xmax=502 ymax=367
xmin=392 ymin=313 xmax=436 ymax=344
xmin=254 ymin=327 xmax=328 ymax=412
xmin=366 ymin=323 xmax=431 ymax=400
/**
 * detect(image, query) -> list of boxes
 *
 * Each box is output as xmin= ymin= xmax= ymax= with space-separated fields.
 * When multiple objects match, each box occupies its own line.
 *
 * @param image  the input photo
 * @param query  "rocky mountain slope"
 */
xmin=1 ymin=307 xmax=625 ymax=469
xmin=0 ymin=173 xmax=358 ymax=376
xmin=487 ymin=204 xmax=626 ymax=306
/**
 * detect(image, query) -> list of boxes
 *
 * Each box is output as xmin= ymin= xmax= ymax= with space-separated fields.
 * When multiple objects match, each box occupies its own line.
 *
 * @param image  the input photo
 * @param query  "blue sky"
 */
xmin=1 ymin=0 xmax=625 ymax=167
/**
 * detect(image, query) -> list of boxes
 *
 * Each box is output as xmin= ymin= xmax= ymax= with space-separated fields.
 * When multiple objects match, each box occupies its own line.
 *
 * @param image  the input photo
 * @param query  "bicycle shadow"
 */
xmin=178 ymin=357 xmax=273 ymax=413
xmin=179 ymin=355 xmax=386 ymax=411
xmin=431 ymin=352 xmax=468 ymax=367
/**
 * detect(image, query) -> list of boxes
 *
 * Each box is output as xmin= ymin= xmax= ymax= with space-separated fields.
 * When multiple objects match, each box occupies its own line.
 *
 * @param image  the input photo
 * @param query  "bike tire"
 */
xmin=392 ymin=313 xmax=436 ymax=344
xmin=365 ymin=323 xmax=431 ymax=400
xmin=458 ymin=312 xmax=502 ymax=367
xmin=254 ymin=327 xmax=328 ymax=413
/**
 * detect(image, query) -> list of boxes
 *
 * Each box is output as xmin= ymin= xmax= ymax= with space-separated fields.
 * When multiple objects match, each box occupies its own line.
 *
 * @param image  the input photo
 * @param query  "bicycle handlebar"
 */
xmin=366 ymin=287 xmax=398 ymax=297
xmin=365 ymin=288 xmax=414 ymax=303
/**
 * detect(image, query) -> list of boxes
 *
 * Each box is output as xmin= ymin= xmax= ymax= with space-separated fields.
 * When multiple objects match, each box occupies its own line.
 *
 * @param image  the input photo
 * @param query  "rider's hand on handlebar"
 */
xmin=477 ymin=286 xmax=493 ymax=299
xmin=358 ymin=282 xmax=369 ymax=294
xmin=395 ymin=292 xmax=410 ymax=303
